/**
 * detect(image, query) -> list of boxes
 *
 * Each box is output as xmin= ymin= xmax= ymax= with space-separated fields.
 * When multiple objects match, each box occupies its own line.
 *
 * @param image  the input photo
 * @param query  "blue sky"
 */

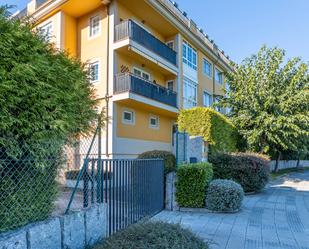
xmin=3 ymin=0 xmax=309 ymax=63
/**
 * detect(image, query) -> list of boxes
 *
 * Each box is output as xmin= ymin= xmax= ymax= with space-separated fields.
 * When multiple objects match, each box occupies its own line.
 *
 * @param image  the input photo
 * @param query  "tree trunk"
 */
xmin=296 ymin=153 xmax=301 ymax=169
xmin=274 ymin=151 xmax=282 ymax=173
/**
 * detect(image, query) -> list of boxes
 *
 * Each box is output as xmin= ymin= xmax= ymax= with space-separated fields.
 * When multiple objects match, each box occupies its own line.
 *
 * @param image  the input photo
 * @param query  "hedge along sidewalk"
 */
xmin=0 ymin=204 xmax=107 ymax=249
xmin=175 ymin=163 xmax=213 ymax=208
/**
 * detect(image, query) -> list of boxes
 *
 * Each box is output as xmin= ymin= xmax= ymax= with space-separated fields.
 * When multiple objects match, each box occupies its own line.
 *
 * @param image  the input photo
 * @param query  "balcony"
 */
xmin=114 ymin=20 xmax=177 ymax=73
xmin=114 ymin=74 xmax=177 ymax=110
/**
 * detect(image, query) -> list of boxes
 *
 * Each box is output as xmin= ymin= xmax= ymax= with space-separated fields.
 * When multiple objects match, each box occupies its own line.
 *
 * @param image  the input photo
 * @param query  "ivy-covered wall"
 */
xmin=177 ymin=107 xmax=238 ymax=153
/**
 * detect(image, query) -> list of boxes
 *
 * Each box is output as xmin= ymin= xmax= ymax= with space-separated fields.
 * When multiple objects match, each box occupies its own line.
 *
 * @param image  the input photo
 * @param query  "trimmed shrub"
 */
xmin=93 ymin=221 xmax=209 ymax=249
xmin=138 ymin=150 xmax=176 ymax=175
xmin=177 ymin=107 xmax=239 ymax=153
xmin=176 ymin=163 xmax=213 ymax=208
xmin=205 ymin=179 xmax=244 ymax=212
xmin=210 ymin=153 xmax=270 ymax=192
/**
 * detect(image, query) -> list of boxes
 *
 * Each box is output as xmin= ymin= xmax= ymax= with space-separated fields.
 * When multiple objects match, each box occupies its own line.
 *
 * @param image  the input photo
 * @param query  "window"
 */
xmin=149 ymin=115 xmax=159 ymax=129
xmin=166 ymin=81 xmax=174 ymax=91
xmin=166 ymin=41 xmax=174 ymax=50
xmin=133 ymin=67 xmax=150 ymax=81
xmin=89 ymin=61 xmax=99 ymax=82
xmin=203 ymin=58 xmax=212 ymax=78
xmin=203 ymin=91 xmax=212 ymax=107
xmin=39 ymin=22 xmax=53 ymax=42
xmin=89 ymin=15 xmax=100 ymax=38
xmin=183 ymin=77 xmax=197 ymax=109
xmin=182 ymin=41 xmax=197 ymax=70
xmin=214 ymin=96 xmax=222 ymax=112
xmin=215 ymin=68 xmax=223 ymax=84
xmin=122 ymin=110 xmax=135 ymax=125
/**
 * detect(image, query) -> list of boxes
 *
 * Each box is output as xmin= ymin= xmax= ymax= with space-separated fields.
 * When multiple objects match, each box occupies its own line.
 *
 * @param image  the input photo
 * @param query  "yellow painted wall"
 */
xmin=77 ymin=6 xmax=108 ymax=99
xmin=116 ymin=103 xmax=174 ymax=143
xmin=63 ymin=13 xmax=77 ymax=57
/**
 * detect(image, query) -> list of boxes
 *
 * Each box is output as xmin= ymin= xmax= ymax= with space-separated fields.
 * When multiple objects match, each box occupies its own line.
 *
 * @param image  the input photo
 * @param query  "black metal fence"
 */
xmin=114 ymin=73 xmax=178 ymax=108
xmin=67 ymin=158 xmax=164 ymax=235
xmin=114 ymin=19 xmax=177 ymax=65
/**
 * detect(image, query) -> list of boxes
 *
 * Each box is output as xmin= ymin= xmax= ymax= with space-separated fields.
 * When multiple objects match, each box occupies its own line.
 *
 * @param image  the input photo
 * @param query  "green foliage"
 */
xmin=222 ymin=46 xmax=309 ymax=157
xmin=177 ymin=107 xmax=239 ymax=153
xmin=0 ymin=7 xmax=98 ymax=231
xmin=138 ymin=150 xmax=176 ymax=175
xmin=175 ymin=162 xmax=213 ymax=208
xmin=0 ymin=7 xmax=98 ymax=150
xmin=93 ymin=221 xmax=209 ymax=249
xmin=205 ymin=179 xmax=244 ymax=212
xmin=210 ymin=153 xmax=270 ymax=192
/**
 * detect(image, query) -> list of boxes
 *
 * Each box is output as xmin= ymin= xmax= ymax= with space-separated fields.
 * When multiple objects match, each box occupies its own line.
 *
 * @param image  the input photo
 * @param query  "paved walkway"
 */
xmin=154 ymin=171 xmax=309 ymax=249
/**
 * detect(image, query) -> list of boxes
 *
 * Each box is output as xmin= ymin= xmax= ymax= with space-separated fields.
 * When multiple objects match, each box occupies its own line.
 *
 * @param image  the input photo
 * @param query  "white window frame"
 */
xmin=89 ymin=15 xmax=101 ymax=39
xmin=203 ymin=58 xmax=212 ymax=78
xmin=183 ymin=77 xmax=197 ymax=109
xmin=149 ymin=115 xmax=160 ymax=129
xmin=38 ymin=21 xmax=53 ymax=42
xmin=215 ymin=68 xmax=223 ymax=84
xmin=203 ymin=91 xmax=212 ymax=107
xmin=88 ymin=60 xmax=100 ymax=83
xmin=166 ymin=80 xmax=174 ymax=91
xmin=122 ymin=110 xmax=135 ymax=125
xmin=182 ymin=40 xmax=197 ymax=70
xmin=133 ymin=67 xmax=151 ymax=81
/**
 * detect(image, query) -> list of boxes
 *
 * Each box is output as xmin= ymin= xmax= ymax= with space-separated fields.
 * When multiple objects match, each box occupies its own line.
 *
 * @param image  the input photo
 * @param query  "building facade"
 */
xmin=18 ymin=0 xmax=232 ymax=160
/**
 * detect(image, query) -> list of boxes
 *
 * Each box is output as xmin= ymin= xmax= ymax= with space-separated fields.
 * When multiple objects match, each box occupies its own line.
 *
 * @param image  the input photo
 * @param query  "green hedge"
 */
xmin=175 ymin=163 xmax=213 ymax=208
xmin=178 ymin=107 xmax=239 ymax=153
xmin=93 ymin=221 xmax=208 ymax=249
xmin=138 ymin=150 xmax=176 ymax=175
xmin=210 ymin=152 xmax=270 ymax=192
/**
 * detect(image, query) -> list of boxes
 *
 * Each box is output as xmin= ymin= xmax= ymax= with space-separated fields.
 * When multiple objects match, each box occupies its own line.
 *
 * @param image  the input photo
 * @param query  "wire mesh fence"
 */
xmin=0 ymin=132 xmax=99 ymax=233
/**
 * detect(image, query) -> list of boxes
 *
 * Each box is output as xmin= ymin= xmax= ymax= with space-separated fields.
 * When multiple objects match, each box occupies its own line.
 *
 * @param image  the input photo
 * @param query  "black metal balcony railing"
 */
xmin=114 ymin=20 xmax=177 ymax=66
xmin=114 ymin=74 xmax=177 ymax=108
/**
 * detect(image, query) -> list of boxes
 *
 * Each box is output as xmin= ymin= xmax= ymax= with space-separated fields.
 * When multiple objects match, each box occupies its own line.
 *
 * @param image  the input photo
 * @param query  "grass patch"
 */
xmin=271 ymin=167 xmax=309 ymax=179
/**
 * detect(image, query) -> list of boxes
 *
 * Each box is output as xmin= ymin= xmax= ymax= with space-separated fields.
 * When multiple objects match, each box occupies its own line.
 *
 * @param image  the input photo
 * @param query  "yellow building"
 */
xmin=18 ymin=0 xmax=232 ymax=159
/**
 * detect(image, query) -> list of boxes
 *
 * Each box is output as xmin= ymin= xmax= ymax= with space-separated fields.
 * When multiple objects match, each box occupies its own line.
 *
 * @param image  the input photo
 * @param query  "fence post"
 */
xmin=83 ymin=159 xmax=89 ymax=208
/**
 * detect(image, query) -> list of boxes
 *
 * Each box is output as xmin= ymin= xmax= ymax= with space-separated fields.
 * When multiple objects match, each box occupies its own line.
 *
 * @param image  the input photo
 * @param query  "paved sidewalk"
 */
xmin=154 ymin=171 xmax=309 ymax=249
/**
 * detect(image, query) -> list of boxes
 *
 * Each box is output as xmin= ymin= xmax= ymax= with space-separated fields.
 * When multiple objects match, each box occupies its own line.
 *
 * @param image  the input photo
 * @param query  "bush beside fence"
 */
xmin=175 ymin=162 xmax=213 ymax=208
xmin=210 ymin=152 xmax=270 ymax=192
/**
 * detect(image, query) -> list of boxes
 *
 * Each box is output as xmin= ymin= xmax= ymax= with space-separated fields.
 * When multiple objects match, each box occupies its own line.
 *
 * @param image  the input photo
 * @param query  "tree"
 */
xmin=222 ymin=46 xmax=309 ymax=172
xmin=0 ymin=7 xmax=99 ymax=231
xmin=0 ymin=7 xmax=98 ymax=149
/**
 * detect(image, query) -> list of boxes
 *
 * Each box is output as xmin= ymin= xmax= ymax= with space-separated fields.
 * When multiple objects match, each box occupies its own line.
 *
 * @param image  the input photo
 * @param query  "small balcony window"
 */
xmin=203 ymin=91 xmax=212 ymax=107
xmin=149 ymin=115 xmax=159 ymax=129
xmin=133 ymin=67 xmax=150 ymax=81
xmin=122 ymin=110 xmax=135 ymax=125
xmin=215 ymin=68 xmax=223 ymax=84
xmin=38 ymin=21 xmax=53 ymax=42
xmin=203 ymin=58 xmax=212 ymax=78
xmin=89 ymin=61 xmax=99 ymax=83
xmin=89 ymin=15 xmax=100 ymax=38
xmin=166 ymin=80 xmax=174 ymax=91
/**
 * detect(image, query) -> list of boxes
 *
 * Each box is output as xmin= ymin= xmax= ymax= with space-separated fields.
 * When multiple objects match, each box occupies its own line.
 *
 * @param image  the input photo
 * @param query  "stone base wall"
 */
xmin=165 ymin=172 xmax=179 ymax=211
xmin=0 ymin=204 xmax=107 ymax=249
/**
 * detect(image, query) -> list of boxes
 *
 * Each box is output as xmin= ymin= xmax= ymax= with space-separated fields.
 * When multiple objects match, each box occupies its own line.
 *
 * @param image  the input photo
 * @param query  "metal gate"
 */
xmin=65 ymin=119 xmax=165 ymax=236
xmin=66 ymin=158 xmax=164 ymax=235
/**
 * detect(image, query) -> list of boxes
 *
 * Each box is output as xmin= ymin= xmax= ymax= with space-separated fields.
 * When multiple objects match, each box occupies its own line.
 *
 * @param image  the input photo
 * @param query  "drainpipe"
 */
xmin=105 ymin=3 xmax=110 ymax=158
